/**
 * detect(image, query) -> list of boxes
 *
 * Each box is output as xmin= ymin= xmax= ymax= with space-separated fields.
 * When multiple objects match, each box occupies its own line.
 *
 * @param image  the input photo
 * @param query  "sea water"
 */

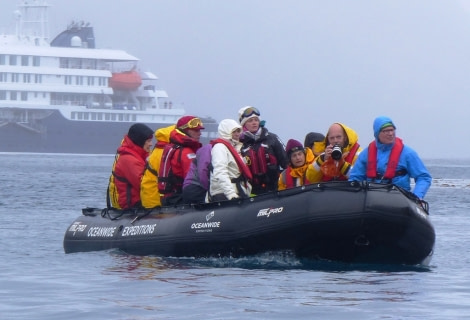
xmin=0 ymin=153 xmax=469 ymax=319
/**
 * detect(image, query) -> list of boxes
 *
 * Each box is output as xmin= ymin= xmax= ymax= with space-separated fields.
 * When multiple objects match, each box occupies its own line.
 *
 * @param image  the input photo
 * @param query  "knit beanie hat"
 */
xmin=285 ymin=139 xmax=304 ymax=158
xmin=238 ymin=106 xmax=261 ymax=127
xmin=373 ymin=116 xmax=396 ymax=138
xmin=127 ymin=123 xmax=154 ymax=147
xmin=304 ymin=132 xmax=326 ymax=148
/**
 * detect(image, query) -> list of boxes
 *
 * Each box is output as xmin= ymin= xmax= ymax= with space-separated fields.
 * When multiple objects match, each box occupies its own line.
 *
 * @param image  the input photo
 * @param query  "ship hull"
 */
xmin=0 ymin=110 xmax=217 ymax=154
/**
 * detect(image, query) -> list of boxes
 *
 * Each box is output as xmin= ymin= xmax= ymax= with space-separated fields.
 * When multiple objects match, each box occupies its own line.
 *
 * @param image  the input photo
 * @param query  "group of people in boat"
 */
xmin=107 ymin=106 xmax=432 ymax=210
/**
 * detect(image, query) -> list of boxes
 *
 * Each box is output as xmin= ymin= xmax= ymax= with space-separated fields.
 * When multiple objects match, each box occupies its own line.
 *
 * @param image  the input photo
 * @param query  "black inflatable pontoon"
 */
xmin=63 ymin=181 xmax=435 ymax=265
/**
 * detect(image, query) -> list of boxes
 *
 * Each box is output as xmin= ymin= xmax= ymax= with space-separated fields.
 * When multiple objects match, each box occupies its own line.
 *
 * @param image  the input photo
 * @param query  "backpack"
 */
xmin=183 ymin=144 xmax=213 ymax=191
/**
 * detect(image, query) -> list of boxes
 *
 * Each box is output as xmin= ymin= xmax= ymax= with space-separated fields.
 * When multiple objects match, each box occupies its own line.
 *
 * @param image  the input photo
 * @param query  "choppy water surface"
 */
xmin=1 ymin=154 xmax=469 ymax=319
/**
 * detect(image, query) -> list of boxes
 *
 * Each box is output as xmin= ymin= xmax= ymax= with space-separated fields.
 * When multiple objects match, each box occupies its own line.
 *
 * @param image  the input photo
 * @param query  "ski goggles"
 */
xmin=179 ymin=117 xmax=204 ymax=130
xmin=239 ymin=107 xmax=260 ymax=123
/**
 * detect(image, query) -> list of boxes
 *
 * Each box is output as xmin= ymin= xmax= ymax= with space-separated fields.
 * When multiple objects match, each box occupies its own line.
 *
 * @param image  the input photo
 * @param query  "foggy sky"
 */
xmin=3 ymin=0 xmax=470 ymax=159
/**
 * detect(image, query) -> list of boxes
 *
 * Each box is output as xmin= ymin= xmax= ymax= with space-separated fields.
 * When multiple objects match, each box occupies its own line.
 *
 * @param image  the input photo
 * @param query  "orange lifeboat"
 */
xmin=109 ymin=70 xmax=142 ymax=90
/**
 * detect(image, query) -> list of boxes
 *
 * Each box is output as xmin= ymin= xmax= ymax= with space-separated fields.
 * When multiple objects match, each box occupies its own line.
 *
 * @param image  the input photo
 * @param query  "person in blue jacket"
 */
xmin=349 ymin=116 xmax=432 ymax=199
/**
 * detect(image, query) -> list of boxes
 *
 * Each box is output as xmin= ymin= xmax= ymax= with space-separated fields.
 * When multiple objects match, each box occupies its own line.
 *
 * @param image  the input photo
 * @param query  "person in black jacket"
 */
xmin=238 ymin=106 xmax=288 ymax=195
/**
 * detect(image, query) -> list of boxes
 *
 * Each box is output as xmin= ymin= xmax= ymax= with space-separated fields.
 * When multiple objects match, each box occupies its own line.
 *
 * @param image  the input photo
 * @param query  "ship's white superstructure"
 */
xmin=0 ymin=1 xmax=217 ymax=153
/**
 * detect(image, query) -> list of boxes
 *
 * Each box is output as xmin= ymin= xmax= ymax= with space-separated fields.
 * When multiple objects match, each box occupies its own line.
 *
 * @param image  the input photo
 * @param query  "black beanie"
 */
xmin=127 ymin=123 xmax=154 ymax=147
xmin=304 ymin=132 xmax=325 ymax=148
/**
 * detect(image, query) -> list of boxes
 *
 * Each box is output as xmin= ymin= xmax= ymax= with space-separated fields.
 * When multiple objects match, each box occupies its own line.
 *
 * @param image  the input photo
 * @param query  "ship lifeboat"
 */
xmin=109 ymin=70 xmax=142 ymax=90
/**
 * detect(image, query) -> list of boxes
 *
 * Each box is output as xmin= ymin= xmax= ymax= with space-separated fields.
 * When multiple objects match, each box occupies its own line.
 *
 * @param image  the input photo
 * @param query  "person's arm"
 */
xmin=406 ymin=149 xmax=432 ymax=199
xmin=348 ymin=148 xmax=368 ymax=182
xmin=272 ymin=134 xmax=289 ymax=169
xmin=211 ymin=144 xmax=238 ymax=200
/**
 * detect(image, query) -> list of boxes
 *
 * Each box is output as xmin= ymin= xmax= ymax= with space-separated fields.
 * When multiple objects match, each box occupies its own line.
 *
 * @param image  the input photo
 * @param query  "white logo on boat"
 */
xmin=257 ymin=207 xmax=284 ymax=218
xmin=87 ymin=226 xmax=117 ymax=238
xmin=121 ymin=224 xmax=157 ymax=237
xmin=206 ymin=211 xmax=215 ymax=221
xmin=68 ymin=222 xmax=87 ymax=236
xmin=191 ymin=212 xmax=221 ymax=233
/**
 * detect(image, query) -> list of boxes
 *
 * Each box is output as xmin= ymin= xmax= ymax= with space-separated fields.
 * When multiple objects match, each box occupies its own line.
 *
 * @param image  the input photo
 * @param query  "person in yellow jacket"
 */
xmin=278 ymin=139 xmax=315 ymax=191
xmin=140 ymin=124 xmax=175 ymax=208
xmin=306 ymin=123 xmax=362 ymax=183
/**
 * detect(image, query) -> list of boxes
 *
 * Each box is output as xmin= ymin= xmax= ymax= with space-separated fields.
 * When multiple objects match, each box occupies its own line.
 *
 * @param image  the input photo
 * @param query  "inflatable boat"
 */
xmin=63 ymin=181 xmax=435 ymax=265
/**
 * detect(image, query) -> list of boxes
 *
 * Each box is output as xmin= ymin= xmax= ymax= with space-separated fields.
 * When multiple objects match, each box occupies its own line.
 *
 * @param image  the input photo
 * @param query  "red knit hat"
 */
xmin=176 ymin=116 xmax=205 ymax=131
xmin=285 ymin=139 xmax=304 ymax=157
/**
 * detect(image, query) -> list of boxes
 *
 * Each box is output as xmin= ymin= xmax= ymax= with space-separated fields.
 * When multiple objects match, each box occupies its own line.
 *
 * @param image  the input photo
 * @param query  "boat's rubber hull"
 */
xmin=63 ymin=182 xmax=435 ymax=265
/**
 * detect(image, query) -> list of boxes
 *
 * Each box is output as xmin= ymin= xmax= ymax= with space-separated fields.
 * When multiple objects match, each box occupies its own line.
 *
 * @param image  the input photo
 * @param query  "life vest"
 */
xmin=282 ymin=167 xmax=309 ymax=188
xmin=211 ymin=138 xmax=253 ymax=198
xmin=158 ymin=144 xmax=184 ymax=198
xmin=242 ymin=143 xmax=277 ymax=188
xmin=322 ymin=142 xmax=360 ymax=181
xmin=366 ymin=138 xmax=405 ymax=181
xmin=211 ymin=138 xmax=252 ymax=181
xmin=107 ymin=153 xmax=145 ymax=210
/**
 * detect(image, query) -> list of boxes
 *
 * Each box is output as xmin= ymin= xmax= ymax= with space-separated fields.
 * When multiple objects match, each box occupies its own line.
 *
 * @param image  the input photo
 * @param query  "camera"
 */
xmin=331 ymin=144 xmax=342 ymax=160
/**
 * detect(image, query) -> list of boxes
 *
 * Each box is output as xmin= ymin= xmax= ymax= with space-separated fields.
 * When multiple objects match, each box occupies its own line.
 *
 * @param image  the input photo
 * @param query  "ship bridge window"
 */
xmin=97 ymin=113 xmax=103 ymax=120
xmin=91 ymin=113 xmax=97 ymax=120
xmin=83 ymin=113 xmax=89 ymax=120
xmin=21 ymin=56 xmax=29 ymax=66
xmin=105 ymin=113 xmax=110 ymax=120
xmin=33 ymin=56 xmax=40 ymax=66
xmin=77 ymin=112 xmax=83 ymax=120
xmin=9 ymin=55 xmax=17 ymax=66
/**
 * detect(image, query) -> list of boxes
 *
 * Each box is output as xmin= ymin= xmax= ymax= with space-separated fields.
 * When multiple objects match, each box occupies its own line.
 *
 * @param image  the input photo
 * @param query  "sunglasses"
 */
xmin=179 ymin=117 xmax=204 ymax=130
xmin=239 ymin=107 xmax=260 ymax=122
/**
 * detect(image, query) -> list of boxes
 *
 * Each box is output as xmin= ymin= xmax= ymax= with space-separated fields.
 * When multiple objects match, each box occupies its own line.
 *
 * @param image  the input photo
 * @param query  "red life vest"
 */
xmin=322 ymin=142 xmax=360 ymax=181
xmin=366 ymin=138 xmax=404 ymax=180
xmin=211 ymin=138 xmax=252 ymax=181
xmin=158 ymin=144 xmax=184 ymax=198
xmin=283 ymin=167 xmax=309 ymax=188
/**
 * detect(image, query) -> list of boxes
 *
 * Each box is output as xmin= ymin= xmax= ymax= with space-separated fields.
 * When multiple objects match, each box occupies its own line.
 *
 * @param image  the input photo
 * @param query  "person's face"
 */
xmin=327 ymin=125 xmax=345 ymax=147
xmin=143 ymin=138 xmax=152 ymax=152
xmin=290 ymin=150 xmax=306 ymax=168
xmin=378 ymin=127 xmax=395 ymax=144
xmin=186 ymin=128 xmax=202 ymax=141
xmin=231 ymin=128 xmax=241 ymax=141
xmin=244 ymin=117 xmax=260 ymax=133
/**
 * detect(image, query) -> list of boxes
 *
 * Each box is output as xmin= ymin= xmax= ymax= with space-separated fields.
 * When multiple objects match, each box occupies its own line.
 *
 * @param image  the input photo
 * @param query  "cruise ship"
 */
xmin=0 ymin=1 xmax=218 ymax=154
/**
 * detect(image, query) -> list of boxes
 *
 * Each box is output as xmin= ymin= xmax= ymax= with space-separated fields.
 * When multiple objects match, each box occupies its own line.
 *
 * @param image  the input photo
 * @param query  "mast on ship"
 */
xmin=15 ymin=0 xmax=50 ymax=45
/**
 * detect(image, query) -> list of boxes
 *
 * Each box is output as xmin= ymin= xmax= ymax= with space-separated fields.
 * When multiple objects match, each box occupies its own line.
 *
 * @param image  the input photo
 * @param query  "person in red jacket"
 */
xmin=159 ymin=116 xmax=204 ymax=206
xmin=108 ymin=123 xmax=154 ymax=210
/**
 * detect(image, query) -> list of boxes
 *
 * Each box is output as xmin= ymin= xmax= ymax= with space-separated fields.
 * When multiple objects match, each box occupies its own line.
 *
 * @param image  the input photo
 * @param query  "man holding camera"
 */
xmin=306 ymin=123 xmax=362 ymax=183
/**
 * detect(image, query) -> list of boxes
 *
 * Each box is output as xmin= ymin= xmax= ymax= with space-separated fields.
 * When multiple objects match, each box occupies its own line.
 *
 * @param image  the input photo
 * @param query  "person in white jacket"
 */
xmin=208 ymin=119 xmax=252 ymax=202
